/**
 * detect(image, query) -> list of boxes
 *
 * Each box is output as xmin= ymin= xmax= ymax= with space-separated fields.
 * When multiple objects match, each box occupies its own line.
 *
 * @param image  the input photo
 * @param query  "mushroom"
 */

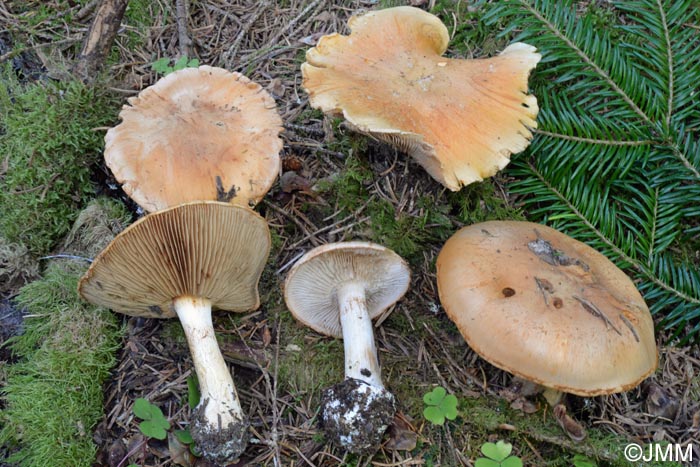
xmin=301 ymin=6 xmax=540 ymax=190
xmin=436 ymin=221 xmax=657 ymax=440
xmin=283 ymin=242 xmax=410 ymax=453
xmin=105 ymin=65 xmax=283 ymax=212
xmin=78 ymin=201 xmax=271 ymax=462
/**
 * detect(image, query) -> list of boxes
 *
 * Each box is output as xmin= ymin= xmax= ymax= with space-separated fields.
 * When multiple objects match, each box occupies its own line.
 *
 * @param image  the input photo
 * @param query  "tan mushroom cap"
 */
xmin=79 ymin=201 xmax=270 ymax=318
xmin=284 ymin=241 xmax=410 ymax=338
xmin=436 ymin=221 xmax=657 ymax=396
xmin=302 ymin=6 xmax=539 ymax=190
xmin=105 ymin=66 xmax=283 ymax=212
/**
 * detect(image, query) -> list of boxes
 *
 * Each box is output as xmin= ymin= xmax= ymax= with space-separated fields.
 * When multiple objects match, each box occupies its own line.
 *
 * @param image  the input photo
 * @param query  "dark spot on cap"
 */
xmin=502 ymin=287 xmax=516 ymax=297
xmin=553 ymin=297 xmax=563 ymax=309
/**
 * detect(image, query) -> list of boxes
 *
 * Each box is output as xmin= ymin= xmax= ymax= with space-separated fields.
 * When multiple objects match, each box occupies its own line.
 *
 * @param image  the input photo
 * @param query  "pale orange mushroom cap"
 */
xmin=302 ymin=6 xmax=540 ymax=191
xmin=105 ymin=66 xmax=283 ymax=212
xmin=436 ymin=221 xmax=657 ymax=397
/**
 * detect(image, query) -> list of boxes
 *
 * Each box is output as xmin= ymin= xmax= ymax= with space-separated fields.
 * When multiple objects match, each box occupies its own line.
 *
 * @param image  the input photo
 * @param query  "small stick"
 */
xmin=39 ymin=254 xmax=93 ymax=263
xmin=175 ymin=0 xmax=193 ymax=57
xmin=72 ymin=0 xmax=130 ymax=82
xmin=223 ymin=2 xmax=269 ymax=68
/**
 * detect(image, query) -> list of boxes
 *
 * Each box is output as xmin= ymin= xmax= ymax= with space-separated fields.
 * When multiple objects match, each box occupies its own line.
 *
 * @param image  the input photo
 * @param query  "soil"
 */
xmin=320 ymin=378 xmax=396 ymax=454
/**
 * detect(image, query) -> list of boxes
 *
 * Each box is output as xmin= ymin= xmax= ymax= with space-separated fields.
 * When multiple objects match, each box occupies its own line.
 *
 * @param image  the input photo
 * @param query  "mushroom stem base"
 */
xmin=320 ymin=378 xmax=396 ymax=453
xmin=191 ymin=404 xmax=250 ymax=463
xmin=173 ymin=296 xmax=248 ymax=461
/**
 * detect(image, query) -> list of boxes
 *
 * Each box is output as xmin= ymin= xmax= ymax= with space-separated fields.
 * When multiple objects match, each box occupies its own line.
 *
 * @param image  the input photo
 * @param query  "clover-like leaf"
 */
xmin=501 ymin=456 xmax=523 ymax=467
xmin=151 ymin=57 xmax=173 ymax=75
xmin=474 ymin=459 xmax=501 ymax=467
xmin=133 ymin=397 xmax=155 ymax=420
xmin=476 ymin=440 xmax=522 ymax=467
xmin=174 ymin=429 xmax=194 ymax=445
xmin=173 ymin=55 xmax=189 ymax=70
xmin=572 ymin=454 xmax=597 ymax=467
xmin=423 ymin=386 xmax=447 ymax=405
xmin=423 ymin=405 xmax=446 ymax=425
xmin=187 ymin=375 xmax=200 ymax=410
xmin=133 ymin=398 xmax=171 ymax=439
xmin=422 ymin=386 xmax=458 ymax=425
xmin=481 ymin=440 xmax=512 ymax=461
xmin=139 ymin=419 xmax=168 ymax=440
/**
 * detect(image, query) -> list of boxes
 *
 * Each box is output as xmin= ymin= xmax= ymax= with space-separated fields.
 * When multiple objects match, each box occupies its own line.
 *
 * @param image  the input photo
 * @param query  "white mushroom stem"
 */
xmin=337 ymin=282 xmax=383 ymax=388
xmin=173 ymin=296 xmax=244 ymax=428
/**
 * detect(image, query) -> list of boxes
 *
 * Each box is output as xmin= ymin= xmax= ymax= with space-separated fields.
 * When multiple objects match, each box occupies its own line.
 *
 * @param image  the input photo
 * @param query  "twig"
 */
xmin=39 ymin=254 xmax=93 ymax=263
xmin=72 ymin=0 xmax=130 ymax=81
xmin=533 ymin=129 xmax=654 ymax=146
xmin=262 ymin=0 xmax=324 ymax=50
xmin=263 ymin=200 xmax=323 ymax=246
xmin=0 ymin=38 xmax=80 ymax=63
xmin=223 ymin=2 xmax=269 ymax=68
xmin=74 ymin=0 xmax=100 ymax=22
xmin=175 ymin=0 xmax=193 ymax=57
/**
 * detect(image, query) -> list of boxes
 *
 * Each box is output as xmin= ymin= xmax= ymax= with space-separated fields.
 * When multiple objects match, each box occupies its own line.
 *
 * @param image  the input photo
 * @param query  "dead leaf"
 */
xmin=107 ymin=440 xmax=127 ymax=467
xmin=645 ymin=382 xmax=679 ymax=419
xmin=510 ymin=397 xmax=538 ymax=414
xmin=315 ymin=11 xmax=332 ymax=22
xmin=267 ymin=78 xmax=285 ymax=98
xmin=168 ymin=432 xmax=195 ymax=467
xmin=652 ymin=428 xmax=667 ymax=442
xmin=299 ymin=32 xmax=325 ymax=46
xmin=553 ymin=404 xmax=586 ymax=442
xmin=280 ymin=171 xmax=312 ymax=193
xmin=262 ymin=324 xmax=272 ymax=348
xmin=282 ymin=155 xmax=304 ymax=172
xmin=385 ymin=413 xmax=418 ymax=451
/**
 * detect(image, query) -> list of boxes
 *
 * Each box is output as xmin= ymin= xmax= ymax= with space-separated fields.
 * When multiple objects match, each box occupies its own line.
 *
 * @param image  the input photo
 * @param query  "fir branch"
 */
xmin=485 ymin=0 xmax=700 ymax=340
xmin=533 ymin=129 xmax=654 ymax=146
xmin=524 ymin=161 xmax=700 ymax=308
xmin=656 ymin=0 xmax=674 ymax=128
xmin=515 ymin=0 xmax=651 ymax=124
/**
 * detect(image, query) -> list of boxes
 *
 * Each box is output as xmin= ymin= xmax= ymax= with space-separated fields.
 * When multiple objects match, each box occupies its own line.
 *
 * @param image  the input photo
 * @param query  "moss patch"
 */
xmin=0 ymin=264 xmax=123 ymax=467
xmin=0 ymin=198 xmax=130 ymax=467
xmin=0 ymin=67 xmax=119 ymax=255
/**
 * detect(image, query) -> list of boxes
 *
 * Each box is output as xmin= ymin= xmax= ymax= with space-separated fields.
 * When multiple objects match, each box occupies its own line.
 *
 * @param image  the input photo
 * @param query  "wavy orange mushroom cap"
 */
xmin=302 ymin=6 xmax=540 ymax=190
xmin=105 ymin=65 xmax=283 ymax=212
xmin=436 ymin=221 xmax=658 ymax=397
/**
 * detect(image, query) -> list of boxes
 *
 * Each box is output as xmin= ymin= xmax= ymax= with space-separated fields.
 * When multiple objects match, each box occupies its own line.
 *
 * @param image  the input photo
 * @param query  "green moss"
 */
xmin=0 ymin=265 xmax=123 ymax=467
xmin=316 ymin=152 xmax=522 ymax=263
xmin=430 ymin=0 xmax=508 ymax=57
xmin=275 ymin=321 xmax=344 ymax=396
xmin=420 ymin=396 xmax=640 ymax=466
xmin=0 ymin=68 xmax=119 ymax=255
xmin=120 ymin=0 xmax=163 ymax=53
